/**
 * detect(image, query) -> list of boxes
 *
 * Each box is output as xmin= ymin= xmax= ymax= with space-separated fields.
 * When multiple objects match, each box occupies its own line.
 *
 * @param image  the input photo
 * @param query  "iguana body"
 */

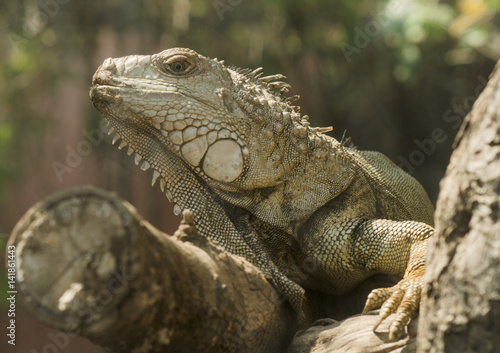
xmin=90 ymin=48 xmax=434 ymax=340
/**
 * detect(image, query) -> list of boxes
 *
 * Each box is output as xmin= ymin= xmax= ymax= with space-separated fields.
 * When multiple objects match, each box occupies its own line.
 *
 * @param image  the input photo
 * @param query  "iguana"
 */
xmin=90 ymin=48 xmax=434 ymax=341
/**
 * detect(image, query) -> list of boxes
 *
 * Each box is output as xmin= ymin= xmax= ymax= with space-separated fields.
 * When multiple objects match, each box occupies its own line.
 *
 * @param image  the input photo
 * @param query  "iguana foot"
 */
xmin=362 ymin=272 xmax=423 ymax=341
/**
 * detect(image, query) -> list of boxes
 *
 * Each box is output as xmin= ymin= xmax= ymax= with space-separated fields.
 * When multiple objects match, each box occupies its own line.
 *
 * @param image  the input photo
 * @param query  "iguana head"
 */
xmin=90 ymin=48 xmax=332 ymax=211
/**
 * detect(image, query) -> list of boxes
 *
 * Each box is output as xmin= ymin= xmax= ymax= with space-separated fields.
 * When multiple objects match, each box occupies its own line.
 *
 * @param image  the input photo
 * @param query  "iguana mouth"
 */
xmin=89 ymin=85 xmax=122 ymax=106
xmin=90 ymin=55 xmax=182 ymax=96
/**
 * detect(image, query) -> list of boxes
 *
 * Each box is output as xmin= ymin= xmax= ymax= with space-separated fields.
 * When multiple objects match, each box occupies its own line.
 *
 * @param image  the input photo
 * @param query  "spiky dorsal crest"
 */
xmin=260 ymin=74 xmax=286 ymax=82
xmin=230 ymin=65 xmax=293 ymax=99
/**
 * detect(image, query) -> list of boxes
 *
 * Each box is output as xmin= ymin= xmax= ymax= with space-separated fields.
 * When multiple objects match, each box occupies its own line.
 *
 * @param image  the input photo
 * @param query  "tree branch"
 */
xmin=8 ymin=186 xmax=295 ymax=353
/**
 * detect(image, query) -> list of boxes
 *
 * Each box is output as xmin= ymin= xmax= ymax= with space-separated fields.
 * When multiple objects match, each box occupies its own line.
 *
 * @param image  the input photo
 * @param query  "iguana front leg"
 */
xmin=355 ymin=219 xmax=432 ymax=340
xmin=299 ymin=216 xmax=433 ymax=341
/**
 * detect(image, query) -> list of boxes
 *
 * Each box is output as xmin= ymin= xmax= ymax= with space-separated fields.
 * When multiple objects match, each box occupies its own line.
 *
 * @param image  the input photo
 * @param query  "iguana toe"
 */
xmin=362 ymin=286 xmax=393 ymax=315
xmin=363 ymin=275 xmax=422 ymax=341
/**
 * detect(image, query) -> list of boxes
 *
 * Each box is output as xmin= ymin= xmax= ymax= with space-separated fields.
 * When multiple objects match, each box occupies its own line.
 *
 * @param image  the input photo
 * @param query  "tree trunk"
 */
xmin=8 ymin=187 xmax=295 ymax=353
xmin=417 ymin=61 xmax=500 ymax=352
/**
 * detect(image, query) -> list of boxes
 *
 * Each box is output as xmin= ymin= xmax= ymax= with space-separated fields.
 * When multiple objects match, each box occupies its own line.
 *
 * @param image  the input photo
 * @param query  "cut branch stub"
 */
xmin=10 ymin=186 xmax=137 ymax=336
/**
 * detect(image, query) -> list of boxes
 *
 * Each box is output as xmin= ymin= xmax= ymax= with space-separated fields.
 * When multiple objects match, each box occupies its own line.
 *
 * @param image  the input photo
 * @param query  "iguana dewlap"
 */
xmin=90 ymin=48 xmax=434 ymax=341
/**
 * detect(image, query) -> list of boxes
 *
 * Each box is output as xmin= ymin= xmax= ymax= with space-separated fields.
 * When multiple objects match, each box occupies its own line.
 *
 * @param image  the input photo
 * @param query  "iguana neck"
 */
xmin=208 ymin=111 xmax=356 ymax=235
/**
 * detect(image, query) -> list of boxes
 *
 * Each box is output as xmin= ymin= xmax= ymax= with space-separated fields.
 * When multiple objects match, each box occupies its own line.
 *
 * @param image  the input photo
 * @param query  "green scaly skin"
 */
xmin=90 ymin=48 xmax=434 ymax=340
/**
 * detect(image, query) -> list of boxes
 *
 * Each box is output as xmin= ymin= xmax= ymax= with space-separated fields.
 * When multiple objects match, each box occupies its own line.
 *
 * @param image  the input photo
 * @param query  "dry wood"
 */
xmin=8 ymin=186 xmax=295 ymax=353
xmin=287 ymin=313 xmax=417 ymax=353
xmin=417 ymin=61 xmax=500 ymax=352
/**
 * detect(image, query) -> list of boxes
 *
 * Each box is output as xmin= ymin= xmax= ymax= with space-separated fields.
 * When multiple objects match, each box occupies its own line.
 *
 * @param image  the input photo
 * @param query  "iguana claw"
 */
xmin=363 ymin=270 xmax=424 ymax=341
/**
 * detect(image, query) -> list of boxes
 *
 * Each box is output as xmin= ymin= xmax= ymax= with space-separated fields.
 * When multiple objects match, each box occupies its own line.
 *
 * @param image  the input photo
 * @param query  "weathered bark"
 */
xmin=287 ymin=313 xmax=417 ymax=353
xmin=8 ymin=186 xmax=295 ymax=353
xmin=417 ymin=61 xmax=500 ymax=352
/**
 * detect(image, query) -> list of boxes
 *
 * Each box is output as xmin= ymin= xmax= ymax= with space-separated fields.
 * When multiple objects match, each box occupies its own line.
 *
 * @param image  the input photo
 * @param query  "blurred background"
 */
xmin=0 ymin=0 xmax=499 ymax=352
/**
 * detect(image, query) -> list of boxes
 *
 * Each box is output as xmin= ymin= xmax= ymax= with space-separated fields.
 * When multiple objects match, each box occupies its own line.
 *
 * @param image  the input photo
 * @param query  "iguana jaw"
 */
xmin=90 ymin=84 xmax=180 ymax=214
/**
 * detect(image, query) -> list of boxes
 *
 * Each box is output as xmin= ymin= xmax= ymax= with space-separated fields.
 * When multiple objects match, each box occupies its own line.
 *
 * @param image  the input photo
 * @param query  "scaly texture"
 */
xmin=90 ymin=48 xmax=434 ymax=340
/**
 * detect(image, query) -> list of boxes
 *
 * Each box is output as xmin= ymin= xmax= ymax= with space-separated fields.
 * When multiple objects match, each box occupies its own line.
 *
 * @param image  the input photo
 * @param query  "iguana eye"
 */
xmin=163 ymin=56 xmax=192 ymax=75
xmin=170 ymin=61 xmax=187 ymax=72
